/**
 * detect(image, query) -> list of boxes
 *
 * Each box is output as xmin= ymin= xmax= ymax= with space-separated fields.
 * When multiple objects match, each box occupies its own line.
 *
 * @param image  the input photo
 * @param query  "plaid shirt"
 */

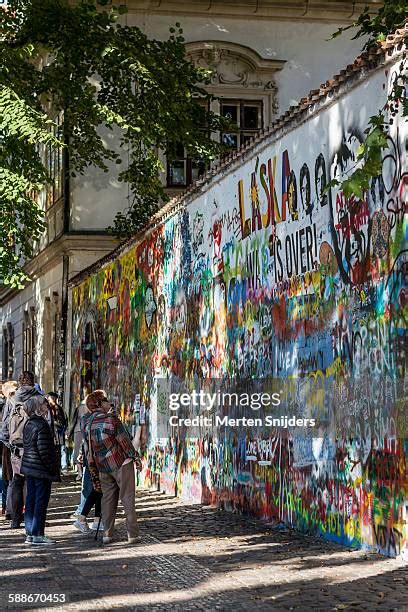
xmin=80 ymin=411 xmax=136 ymax=474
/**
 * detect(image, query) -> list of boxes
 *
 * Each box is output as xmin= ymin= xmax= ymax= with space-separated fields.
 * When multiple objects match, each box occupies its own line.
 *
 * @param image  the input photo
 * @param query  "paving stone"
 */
xmin=0 ymin=475 xmax=407 ymax=610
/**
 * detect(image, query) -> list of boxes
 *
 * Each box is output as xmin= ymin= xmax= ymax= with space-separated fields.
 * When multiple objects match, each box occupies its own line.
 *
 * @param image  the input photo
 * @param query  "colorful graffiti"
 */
xmin=71 ymin=62 xmax=407 ymax=558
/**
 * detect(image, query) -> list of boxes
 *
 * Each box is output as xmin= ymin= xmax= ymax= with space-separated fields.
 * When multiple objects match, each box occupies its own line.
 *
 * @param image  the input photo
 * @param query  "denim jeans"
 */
xmin=0 ymin=466 xmax=8 ymax=510
xmin=1 ymin=480 xmax=9 ymax=511
xmin=25 ymin=477 xmax=52 ymax=537
xmin=76 ymin=466 xmax=93 ymax=514
xmin=10 ymin=474 xmax=25 ymax=526
xmin=82 ymin=489 xmax=102 ymax=518
xmin=61 ymin=445 xmax=72 ymax=470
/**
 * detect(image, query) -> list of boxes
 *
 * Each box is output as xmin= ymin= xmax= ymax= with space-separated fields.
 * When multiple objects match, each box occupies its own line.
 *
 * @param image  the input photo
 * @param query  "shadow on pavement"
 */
xmin=0 ymin=475 xmax=406 ymax=611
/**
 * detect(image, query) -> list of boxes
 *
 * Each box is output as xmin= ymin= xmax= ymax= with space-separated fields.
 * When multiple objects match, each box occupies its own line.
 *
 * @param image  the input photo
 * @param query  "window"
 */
xmin=45 ymin=112 xmax=64 ymax=210
xmin=23 ymin=308 xmax=36 ymax=373
xmin=167 ymin=100 xmax=209 ymax=188
xmin=221 ymin=100 xmax=263 ymax=150
xmin=2 ymin=324 xmax=14 ymax=380
xmin=167 ymin=144 xmax=207 ymax=188
xmin=31 ymin=113 xmax=64 ymax=255
xmin=166 ymin=99 xmax=263 ymax=188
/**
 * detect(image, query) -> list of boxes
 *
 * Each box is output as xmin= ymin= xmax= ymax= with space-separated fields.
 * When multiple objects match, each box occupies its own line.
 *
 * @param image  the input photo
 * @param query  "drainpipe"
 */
xmin=59 ymin=127 xmax=70 ymax=412
xmin=59 ymin=254 xmax=69 ymax=411
xmin=63 ymin=130 xmax=70 ymax=235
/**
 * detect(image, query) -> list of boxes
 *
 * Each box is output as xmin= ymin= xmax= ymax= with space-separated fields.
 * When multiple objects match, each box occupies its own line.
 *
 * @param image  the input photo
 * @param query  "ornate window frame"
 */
xmin=165 ymin=41 xmax=284 ymax=191
xmin=186 ymin=40 xmax=285 ymax=122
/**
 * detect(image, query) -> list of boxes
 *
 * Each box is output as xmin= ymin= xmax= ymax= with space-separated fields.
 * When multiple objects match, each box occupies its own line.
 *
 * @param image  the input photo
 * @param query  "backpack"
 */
xmin=9 ymin=404 xmax=29 ymax=447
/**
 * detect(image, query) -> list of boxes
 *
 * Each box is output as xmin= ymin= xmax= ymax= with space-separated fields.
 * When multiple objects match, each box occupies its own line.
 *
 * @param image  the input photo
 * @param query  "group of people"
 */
xmin=0 ymin=373 xmax=142 ymax=546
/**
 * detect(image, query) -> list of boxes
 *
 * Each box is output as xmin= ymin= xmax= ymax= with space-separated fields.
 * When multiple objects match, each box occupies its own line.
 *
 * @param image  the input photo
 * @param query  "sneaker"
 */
xmin=25 ymin=535 xmax=33 ymax=544
xmin=102 ymin=536 xmax=113 ymax=545
xmin=91 ymin=519 xmax=103 ymax=531
xmin=10 ymin=522 xmax=24 ymax=529
xmin=128 ymin=535 xmax=142 ymax=544
xmin=32 ymin=535 xmax=56 ymax=546
xmin=73 ymin=517 xmax=90 ymax=533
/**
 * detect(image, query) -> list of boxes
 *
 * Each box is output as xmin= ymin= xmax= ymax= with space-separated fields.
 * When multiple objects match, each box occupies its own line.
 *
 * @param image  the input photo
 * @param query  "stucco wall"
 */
xmin=0 ymin=262 xmax=63 ymax=390
xmin=69 ymin=126 xmax=129 ymax=231
xmin=69 ymin=14 xmax=364 ymax=231
xmin=132 ymin=14 xmax=365 ymax=111
xmin=71 ymin=55 xmax=407 ymax=558
xmin=0 ymin=249 xmax=119 ymax=392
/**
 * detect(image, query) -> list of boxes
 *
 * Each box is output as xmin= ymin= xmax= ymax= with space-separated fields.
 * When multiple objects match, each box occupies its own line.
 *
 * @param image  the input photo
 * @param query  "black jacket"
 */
xmin=21 ymin=416 xmax=60 ymax=481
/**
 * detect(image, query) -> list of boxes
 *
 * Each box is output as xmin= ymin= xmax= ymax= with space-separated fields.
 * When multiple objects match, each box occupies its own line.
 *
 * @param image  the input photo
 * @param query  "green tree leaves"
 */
xmin=329 ymin=2 xmax=407 ymax=202
xmin=0 ymin=0 xmax=227 ymax=286
xmin=0 ymin=82 xmax=63 ymax=286
xmin=330 ymin=2 xmax=407 ymax=49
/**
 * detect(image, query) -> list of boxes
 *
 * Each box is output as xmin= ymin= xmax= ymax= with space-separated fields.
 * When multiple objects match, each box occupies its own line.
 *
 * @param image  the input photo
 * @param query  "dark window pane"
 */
xmin=192 ymin=159 xmax=206 ymax=182
xmin=169 ymin=161 xmax=186 ymax=185
xmin=241 ymin=133 xmax=254 ymax=147
xmin=221 ymin=104 xmax=238 ymax=124
xmin=196 ymin=105 xmax=209 ymax=129
xmin=222 ymin=133 xmax=238 ymax=149
xmin=175 ymin=142 xmax=185 ymax=158
xmin=243 ymin=105 xmax=259 ymax=129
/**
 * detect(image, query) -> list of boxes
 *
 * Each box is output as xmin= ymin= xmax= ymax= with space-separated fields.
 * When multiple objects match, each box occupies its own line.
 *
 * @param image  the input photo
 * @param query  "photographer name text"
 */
xmin=169 ymin=415 xmax=316 ymax=428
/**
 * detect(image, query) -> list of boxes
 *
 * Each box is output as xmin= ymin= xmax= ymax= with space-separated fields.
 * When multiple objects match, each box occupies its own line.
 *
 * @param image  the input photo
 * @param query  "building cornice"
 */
xmin=0 ymin=233 xmax=120 ymax=307
xmin=126 ymin=0 xmax=383 ymax=24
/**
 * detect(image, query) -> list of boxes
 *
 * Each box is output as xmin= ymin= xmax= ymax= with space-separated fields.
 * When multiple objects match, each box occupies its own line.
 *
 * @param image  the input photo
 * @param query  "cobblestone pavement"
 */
xmin=0 ymin=476 xmax=407 ymax=611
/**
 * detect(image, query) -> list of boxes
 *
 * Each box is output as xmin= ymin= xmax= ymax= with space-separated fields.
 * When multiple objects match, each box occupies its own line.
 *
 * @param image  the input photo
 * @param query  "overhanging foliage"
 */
xmin=0 ymin=0 xmax=227 ymax=287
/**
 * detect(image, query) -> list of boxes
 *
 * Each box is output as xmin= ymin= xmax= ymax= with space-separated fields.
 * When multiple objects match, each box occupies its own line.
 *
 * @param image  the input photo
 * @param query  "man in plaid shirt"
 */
xmin=81 ymin=390 xmax=142 ymax=545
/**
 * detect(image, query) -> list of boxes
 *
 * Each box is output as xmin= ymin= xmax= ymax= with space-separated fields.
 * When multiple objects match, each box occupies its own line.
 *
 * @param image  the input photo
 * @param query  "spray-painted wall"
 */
xmin=71 ymin=56 xmax=407 ymax=558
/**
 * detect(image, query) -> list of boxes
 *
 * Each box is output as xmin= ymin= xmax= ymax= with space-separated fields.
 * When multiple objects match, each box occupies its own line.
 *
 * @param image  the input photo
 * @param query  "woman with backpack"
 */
xmin=0 ymin=380 xmax=17 ymax=519
xmin=8 ymin=371 xmax=42 ymax=529
xmin=21 ymin=394 xmax=60 ymax=546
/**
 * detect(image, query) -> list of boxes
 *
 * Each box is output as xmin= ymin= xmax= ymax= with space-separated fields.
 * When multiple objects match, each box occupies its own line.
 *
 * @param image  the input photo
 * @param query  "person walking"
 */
xmin=45 ymin=392 xmax=67 ymax=473
xmin=69 ymin=392 xmax=93 ymax=516
xmin=21 ymin=395 xmax=60 ymax=545
xmin=0 ymin=380 xmax=17 ymax=519
xmin=71 ymin=458 xmax=93 ymax=518
xmin=67 ymin=394 xmax=88 ymax=480
xmin=81 ymin=390 xmax=142 ymax=545
xmin=8 ymin=396 xmax=29 ymax=528
xmin=73 ymin=447 xmax=103 ymax=534
xmin=0 ymin=385 xmax=4 ymax=516
xmin=8 ymin=372 xmax=42 ymax=529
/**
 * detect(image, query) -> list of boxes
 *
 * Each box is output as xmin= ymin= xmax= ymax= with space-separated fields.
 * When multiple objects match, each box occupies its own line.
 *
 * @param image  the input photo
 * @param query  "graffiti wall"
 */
xmin=71 ymin=58 xmax=407 ymax=558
